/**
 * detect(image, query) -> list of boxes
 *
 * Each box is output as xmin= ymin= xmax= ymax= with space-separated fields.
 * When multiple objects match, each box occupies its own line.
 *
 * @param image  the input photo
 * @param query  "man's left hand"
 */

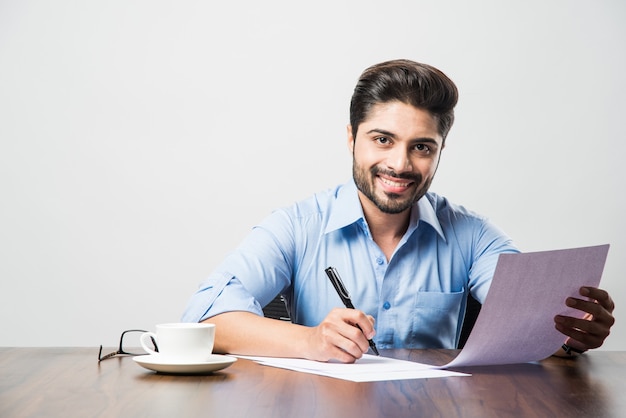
xmin=554 ymin=286 xmax=615 ymax=354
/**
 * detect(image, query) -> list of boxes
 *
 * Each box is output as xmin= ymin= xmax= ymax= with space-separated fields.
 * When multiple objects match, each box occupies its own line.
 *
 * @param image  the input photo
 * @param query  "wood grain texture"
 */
xmin=1 ymin=348 xmax=624 ymax=418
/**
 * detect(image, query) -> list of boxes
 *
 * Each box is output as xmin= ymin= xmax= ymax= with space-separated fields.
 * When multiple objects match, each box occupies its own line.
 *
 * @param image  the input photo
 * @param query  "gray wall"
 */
xmin=1 ymin=0 xmax=624 ymax=350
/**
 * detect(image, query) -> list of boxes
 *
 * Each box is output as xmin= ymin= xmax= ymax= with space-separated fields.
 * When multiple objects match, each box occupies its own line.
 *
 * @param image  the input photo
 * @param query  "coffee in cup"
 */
xmin=140 ymin=323 xmax=215 ymax=362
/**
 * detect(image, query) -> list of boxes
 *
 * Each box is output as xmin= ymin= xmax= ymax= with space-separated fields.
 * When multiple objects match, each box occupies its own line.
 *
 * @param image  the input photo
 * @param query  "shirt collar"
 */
xmin=416 ymin=193 xmax=446 ymax=240
xmin=324 ymin=180 xmax=363 ymax=234
xmin=325 ymin=180 xmax=446 ymax=241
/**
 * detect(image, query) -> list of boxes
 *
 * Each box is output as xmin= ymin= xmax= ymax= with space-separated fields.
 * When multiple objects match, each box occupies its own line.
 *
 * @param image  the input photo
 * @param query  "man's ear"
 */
xmin=347 ymin=124 xmax=355 ymax=153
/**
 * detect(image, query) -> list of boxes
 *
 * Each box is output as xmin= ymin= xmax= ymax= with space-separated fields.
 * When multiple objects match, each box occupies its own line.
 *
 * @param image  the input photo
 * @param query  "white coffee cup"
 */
xmin=140 ymin=323 xmax=215 ymax=362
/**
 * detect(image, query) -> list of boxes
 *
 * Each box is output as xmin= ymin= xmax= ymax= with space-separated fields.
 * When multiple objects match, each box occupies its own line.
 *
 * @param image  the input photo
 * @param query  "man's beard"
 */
xmin=352 ymin=161 xmax=432 ymax=214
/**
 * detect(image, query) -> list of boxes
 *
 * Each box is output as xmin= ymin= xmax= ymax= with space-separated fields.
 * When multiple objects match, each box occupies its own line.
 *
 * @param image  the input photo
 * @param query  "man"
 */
xmin=182 ymin=59 xmax=615 ymax=363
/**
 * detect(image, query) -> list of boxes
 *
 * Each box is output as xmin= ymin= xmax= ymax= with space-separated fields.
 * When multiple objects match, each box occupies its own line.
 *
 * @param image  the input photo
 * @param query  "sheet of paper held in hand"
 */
xmin=237 ymin=244 xmax=609 ymax=382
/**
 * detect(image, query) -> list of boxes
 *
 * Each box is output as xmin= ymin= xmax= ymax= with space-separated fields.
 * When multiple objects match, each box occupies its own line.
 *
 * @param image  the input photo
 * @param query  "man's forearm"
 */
xmin=202 ymin=311 xmax=311 ymax=358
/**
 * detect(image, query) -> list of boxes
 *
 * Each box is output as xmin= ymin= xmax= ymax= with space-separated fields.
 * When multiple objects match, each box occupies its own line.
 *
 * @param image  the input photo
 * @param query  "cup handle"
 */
xmin=140 ymin=332 xmax=158 ymax=355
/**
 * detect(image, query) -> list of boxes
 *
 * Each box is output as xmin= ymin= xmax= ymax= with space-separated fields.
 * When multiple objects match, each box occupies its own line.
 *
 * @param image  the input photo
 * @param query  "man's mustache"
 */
xmin=370 ymin=167 xmax=421 ymax=183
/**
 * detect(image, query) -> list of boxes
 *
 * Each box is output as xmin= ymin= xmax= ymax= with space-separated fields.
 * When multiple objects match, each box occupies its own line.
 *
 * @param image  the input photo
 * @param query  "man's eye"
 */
xmin=414 ymin=144 xmax=430 ymax=152
xmin=376 ymin=137 xmax=390 ymax=145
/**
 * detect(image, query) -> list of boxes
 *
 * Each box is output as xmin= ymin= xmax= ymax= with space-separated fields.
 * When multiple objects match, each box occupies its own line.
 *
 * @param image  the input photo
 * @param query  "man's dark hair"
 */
xmin=349 ymin=59 xmax=459 ymax=142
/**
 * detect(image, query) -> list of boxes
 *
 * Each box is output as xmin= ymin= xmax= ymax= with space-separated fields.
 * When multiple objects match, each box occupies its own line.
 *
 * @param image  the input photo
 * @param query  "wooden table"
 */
xmin=1 ymin=348 xmax=624 ymax=417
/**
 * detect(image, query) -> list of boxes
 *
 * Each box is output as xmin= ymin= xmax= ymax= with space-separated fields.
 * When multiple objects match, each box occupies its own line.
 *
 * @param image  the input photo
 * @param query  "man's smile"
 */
xmin=377 ymin=175 xmax=414 ymax=194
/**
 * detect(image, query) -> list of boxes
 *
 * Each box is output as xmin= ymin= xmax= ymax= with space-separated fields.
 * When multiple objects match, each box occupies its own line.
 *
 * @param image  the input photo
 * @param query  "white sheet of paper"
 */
xmin=235 ymin=354 xmax=469 ymax=382
xmin=443 ymin=244 xmax=609 ymax=368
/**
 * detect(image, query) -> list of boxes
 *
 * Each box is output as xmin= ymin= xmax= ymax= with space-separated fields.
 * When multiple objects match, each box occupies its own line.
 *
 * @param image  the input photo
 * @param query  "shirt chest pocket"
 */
xmin=407 ymin=290 xmax=464 ymax=348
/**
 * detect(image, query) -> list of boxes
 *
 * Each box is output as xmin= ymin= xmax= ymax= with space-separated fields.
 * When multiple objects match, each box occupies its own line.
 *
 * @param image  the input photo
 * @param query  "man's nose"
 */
xmin=385 ymin=148 xmax=412 ymax=173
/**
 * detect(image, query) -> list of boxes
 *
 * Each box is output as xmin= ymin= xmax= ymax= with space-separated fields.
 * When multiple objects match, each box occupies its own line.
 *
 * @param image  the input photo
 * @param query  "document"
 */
xmin=235 ymin=354 xmax=469 ymax=382
xmin=442 ymin=244 xmax=609 ymax=368
xmin=239 ymin=244 xmax=609 ymax=381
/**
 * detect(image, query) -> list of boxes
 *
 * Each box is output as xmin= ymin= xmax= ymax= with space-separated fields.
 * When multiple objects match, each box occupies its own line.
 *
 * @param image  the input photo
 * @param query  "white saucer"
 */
xmin=133 ymin=354 xmax=237 ymax=374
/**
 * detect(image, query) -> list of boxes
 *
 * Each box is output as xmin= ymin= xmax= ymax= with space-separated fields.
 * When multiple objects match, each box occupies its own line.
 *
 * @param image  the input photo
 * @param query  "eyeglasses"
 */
xmin=98 ymin=329 xmax=159 ymax=362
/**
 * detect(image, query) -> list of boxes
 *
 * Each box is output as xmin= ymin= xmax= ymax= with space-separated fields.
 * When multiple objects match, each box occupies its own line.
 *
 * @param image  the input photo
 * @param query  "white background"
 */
xmin=1 ymin=0 xmax=624 ymax=350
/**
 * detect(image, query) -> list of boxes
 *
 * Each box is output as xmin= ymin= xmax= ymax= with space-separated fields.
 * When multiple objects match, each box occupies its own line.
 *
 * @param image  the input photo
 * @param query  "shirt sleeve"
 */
xmin=467 ymin=218 xmax=520 ymax=303
xmin=181 ymin=208 xmax=296 ymax=323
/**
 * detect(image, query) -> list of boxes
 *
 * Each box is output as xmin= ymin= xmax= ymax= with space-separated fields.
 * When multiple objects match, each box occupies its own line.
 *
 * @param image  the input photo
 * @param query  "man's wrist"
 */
xmin=561 ymin=343 xmax=587 ymax=356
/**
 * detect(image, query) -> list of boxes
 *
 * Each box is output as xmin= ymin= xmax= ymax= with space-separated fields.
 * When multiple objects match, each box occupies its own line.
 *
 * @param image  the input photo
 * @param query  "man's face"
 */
xmin=348 ymin=101 xmax=444 ymax=215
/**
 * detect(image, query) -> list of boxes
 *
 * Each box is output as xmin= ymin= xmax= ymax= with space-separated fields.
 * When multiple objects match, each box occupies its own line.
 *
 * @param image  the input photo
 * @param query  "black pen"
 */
xmin=324 ymin=266 xmax=380 ymax=356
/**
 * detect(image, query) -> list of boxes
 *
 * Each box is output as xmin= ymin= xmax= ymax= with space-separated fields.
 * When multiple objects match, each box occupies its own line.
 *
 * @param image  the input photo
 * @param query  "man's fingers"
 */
xmin=311 ymin=308 xmax=375 ymax=363
xmin=580 ymin=286 xmax=615 ymax=313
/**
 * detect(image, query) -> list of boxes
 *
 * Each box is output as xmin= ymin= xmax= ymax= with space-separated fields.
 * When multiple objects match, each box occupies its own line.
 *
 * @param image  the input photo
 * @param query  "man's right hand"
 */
xmin=303 ymin=308 xmax=376 ymax=363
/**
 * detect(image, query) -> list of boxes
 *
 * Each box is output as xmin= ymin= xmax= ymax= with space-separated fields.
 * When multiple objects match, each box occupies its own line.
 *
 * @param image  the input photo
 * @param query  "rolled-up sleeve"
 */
xmin=181 ymin=272 xmax=263 ymax=323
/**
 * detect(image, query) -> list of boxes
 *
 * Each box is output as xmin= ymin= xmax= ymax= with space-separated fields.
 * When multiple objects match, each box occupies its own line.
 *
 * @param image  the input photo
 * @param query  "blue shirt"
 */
xmin=181 ymin=180 xmax=519 ymax=349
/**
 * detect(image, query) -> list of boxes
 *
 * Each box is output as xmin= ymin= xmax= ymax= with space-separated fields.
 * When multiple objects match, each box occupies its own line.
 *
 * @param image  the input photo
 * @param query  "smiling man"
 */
xmin=182 ymin=59 xmax=615 ymax=363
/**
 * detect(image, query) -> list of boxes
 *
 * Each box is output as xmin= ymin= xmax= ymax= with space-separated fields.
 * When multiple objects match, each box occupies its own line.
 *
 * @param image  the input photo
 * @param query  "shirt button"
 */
xmin=376 ymin=257 xmax=384 ymax=265
xmin=383 ymin=301 xmax=391 ymax=310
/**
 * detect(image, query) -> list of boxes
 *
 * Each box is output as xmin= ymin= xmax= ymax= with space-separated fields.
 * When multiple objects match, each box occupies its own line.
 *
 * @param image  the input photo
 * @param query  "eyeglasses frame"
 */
xmin=98 ymin=329 xmax=159 ymax=362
